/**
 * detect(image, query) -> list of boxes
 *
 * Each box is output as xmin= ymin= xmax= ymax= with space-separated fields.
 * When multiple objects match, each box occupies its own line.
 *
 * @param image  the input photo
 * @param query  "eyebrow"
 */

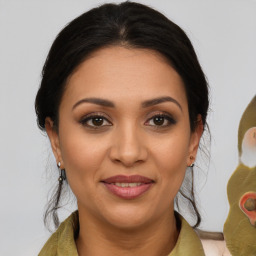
xmin=72 ymin=96 xmax=182 ymax=111
xmin=141 ymin=96 xmax=182 ymax=110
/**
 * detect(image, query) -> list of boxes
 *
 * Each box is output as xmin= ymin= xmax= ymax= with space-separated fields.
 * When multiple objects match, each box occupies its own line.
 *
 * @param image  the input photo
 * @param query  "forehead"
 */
xmin=63 ymin=46 xmax=187 ymax=108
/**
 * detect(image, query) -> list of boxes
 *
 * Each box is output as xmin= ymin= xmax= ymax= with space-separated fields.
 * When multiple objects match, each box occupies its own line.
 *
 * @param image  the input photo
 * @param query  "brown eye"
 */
xmin=146 ymin=114 xmax=176 ymax=127
xmin=153 ymin=116 xmax=165 ymax=125
xmin=91 ymin=117 xmax=104 ymax=126
xmin=80 ymin=114 xmax=112 ymax=129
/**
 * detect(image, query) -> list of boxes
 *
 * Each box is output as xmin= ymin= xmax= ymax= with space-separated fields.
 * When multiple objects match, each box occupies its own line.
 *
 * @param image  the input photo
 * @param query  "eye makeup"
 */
xmin=79 ymin=111 xmax=177 ymax=130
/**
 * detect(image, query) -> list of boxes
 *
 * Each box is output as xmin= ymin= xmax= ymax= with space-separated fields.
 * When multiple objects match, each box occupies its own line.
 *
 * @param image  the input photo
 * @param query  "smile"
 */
xmin=101 ymin=175 xmax=154 ymax=199
xmin=112 ymin=182 xmax=143 ymax=187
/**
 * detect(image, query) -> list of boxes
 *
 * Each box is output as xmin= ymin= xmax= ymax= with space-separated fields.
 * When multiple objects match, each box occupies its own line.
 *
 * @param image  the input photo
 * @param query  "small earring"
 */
xmin=189 ymin=156 xmax=194 ymax=167
xmin=57 ymin=161 xmax=66 ymax=184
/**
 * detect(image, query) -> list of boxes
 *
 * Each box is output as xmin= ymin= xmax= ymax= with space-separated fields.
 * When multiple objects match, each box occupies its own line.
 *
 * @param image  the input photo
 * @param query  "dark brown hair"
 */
xmin=35 ymin=1 xmax=209 ymax=230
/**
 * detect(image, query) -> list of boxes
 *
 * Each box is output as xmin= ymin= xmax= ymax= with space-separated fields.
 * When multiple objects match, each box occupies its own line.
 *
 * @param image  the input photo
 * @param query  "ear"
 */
xmin=45 ymin=117 xmax=63 ymax=167
xmin=187 ymin=115 xmax=204 ymax=166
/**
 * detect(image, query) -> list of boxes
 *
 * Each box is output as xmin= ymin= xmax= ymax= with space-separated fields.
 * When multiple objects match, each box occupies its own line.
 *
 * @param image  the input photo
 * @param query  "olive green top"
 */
xmin=39 ymin=211 xmax=205 ymax=256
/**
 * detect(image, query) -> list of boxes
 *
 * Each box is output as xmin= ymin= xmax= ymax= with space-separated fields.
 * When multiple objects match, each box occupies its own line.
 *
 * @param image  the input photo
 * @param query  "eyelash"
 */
xmin=79 ymin=112 xmax=176 ymax=130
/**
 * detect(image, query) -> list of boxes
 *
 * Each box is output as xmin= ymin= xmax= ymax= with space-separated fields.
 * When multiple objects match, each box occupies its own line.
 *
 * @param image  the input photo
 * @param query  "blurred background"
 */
xmin=0 ymin=0 xmax=255 ymax=255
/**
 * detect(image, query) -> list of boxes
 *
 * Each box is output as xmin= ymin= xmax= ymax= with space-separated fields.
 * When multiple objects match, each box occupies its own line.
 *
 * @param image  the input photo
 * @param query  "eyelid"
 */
xmin=79 ymin=111 xmax=176 ymax=129
xmin=145 ymin=111 xmax=176 ymax=127
xmin=79 ymin=112 xmax=112 ymax=129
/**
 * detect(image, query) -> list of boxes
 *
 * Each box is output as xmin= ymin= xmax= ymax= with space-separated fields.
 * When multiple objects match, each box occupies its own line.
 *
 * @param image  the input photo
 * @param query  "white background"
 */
xmin=0 ymin=0 xmax=255 ymax=255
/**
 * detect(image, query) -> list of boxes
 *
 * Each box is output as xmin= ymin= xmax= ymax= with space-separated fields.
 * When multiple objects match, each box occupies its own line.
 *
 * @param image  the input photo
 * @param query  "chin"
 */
xmin=101 ymin=204 xmax=154 ymax=230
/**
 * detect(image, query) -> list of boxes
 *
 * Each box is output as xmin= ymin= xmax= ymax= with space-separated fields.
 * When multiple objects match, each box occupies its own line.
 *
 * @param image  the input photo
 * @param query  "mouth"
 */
xmin=101 ymin=175 xmax=154 ymax=200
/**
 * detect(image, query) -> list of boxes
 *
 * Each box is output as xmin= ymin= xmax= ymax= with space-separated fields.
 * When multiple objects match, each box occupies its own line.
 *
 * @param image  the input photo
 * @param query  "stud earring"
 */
xmin=57 ymin=161 xmax=66 ymax=184
xmin=189 ymin=156 xmax=194 ymax=167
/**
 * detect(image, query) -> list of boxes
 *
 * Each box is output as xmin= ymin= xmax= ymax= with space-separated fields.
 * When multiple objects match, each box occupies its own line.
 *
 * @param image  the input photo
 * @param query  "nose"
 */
xmin=109 ymin=124 xmax=148 ymax=167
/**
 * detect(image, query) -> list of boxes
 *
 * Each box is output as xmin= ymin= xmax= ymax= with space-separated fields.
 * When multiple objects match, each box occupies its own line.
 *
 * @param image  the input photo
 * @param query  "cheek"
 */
xmin=152 ymin=132 xmax=190 ymax=194
xmin=58 ymin=128 xmax=108 ymax=188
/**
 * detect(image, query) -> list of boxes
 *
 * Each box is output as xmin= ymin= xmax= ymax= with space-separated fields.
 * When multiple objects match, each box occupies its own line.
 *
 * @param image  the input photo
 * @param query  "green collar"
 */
xmin=39 ymin=211 xmax=205 ymax=256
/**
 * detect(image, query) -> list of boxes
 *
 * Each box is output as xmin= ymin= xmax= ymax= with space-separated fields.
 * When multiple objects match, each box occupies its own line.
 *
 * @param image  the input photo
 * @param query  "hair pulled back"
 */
xmin=35 ymin=1 xmax=209 ymax=229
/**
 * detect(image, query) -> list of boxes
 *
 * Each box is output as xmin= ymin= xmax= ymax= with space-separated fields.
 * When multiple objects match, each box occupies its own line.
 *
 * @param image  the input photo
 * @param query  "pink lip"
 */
xmin=102 ymin=175 xmax=153 ymax=183
xmin=102 ymin=175 xmax=154 ymax=200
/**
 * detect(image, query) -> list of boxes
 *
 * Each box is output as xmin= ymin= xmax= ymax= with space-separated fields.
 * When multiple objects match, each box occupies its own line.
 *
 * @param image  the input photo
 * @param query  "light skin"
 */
xmin=46 ymin=46 xmax=203 ymax=256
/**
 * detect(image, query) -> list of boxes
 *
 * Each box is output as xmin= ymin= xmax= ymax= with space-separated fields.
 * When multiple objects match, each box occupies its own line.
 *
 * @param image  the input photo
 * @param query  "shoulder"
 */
xmin=38 ymin=211 xmax=79 ymax=256
xmin=170 ymin=214 xmax=232 ymax=256
xmin=169 ymin=213 xmax=205 ymax=256
xmin=196 ymin=230 xmax=232 ymax=256
xmin=38 ymin=231 xmax=58 ymax=256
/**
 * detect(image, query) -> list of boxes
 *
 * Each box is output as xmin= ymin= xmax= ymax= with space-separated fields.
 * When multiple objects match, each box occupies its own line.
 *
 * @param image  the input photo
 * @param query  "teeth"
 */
xmin=113 ymin=182 xmax=142 ymax=187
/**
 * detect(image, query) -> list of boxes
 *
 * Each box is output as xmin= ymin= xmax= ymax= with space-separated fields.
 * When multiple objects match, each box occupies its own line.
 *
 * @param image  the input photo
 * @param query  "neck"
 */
xmin=76 ymin=208 xmax=179 ymax=256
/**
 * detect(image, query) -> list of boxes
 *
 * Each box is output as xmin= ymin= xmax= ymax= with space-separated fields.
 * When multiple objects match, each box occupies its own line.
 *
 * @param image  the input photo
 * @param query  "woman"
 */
xmin=36 ymin=1 xmax=209 ymax=255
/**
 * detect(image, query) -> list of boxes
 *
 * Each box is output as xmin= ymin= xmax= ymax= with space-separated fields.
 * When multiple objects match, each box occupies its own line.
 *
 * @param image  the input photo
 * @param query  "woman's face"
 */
xmin=46 ymin=46 xmax=202 ymax=229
